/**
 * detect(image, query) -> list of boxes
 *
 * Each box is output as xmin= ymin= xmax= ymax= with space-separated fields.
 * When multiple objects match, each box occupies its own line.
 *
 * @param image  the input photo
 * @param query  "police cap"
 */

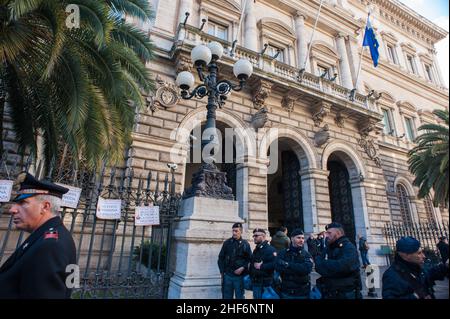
xmin=290 ymin=228 xmax=304 ymax=237
xmin=12 ymin=172 xmax=69 ymax=202
xmin=232 ymin=222 xmax=243 ymax=229
xmin=325 ymin=222 xmax=343 ymax=230
xmin=396 ymin=236 xmax=420 ymax=254
xmin=253 ymin=228 xmax=266 ymax=235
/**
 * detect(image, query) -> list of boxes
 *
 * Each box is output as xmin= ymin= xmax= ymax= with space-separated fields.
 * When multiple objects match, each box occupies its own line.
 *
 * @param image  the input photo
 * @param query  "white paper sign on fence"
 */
xmin=0 ymin=180 xmax=14 ymax=202
xmin=96 ymin=198 xmax=122 ymax=220
xmin=135 ymin=206 xmax=160 ymax=226
xmin=56 ymin=183 xmax=82 ymax=209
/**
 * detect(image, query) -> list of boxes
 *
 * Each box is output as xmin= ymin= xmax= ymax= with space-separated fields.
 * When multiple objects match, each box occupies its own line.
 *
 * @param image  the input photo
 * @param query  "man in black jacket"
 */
xmin=249 ymin=228 xmax=277 ymax=299
xmin=276 ymin=229 xmax=313 ymax=299
xmin=436 ymin=236 xmax=449 ymax=264
xmin=218 ymin=222 xmax=252 ymax=299
xmin=0 ymin=172 xmax=76 ymax=298
xmin=315 ymin=222 xmax=362 ymax=299
xmin=382 ymin=236 xmax=448 ymax=299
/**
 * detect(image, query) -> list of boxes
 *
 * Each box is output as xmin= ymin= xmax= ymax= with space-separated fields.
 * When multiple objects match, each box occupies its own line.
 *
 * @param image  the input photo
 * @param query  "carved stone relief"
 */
xmin=251 ymin=79 xmax=272 ymax=110
xmin=144 ymin=75 xmax=180 ymax=113
xmin=311 ymin=101 xmax=332 ymax=127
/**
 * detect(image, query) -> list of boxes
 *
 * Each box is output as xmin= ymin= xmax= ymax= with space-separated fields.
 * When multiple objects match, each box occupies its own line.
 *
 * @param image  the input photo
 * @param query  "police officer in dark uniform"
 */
xmin=314 ymin=222 xmax=362 ymax=299
xmin=382 ymin=236 xmax=449 ymax=299
xmin=218 ymin=222 xmax=252 ymax=299
xmin=275 ymin=229 xmax=313 ymax=299
xmin=0 ymin=172 xmax=76 ymax=298
xmin=249 ymin=228 xmax=277 ymax=299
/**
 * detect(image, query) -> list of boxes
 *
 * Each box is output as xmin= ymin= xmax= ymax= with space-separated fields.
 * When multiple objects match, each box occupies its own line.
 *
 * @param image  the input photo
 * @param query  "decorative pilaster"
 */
xmin=177 ymin=0 xmax=193 ymax=26
xmin=244 ymin=0 xmax=258 ymax=51
xmin=295 ymin=12 xmax=308 ymax=70
xmin=431 ymin=49 xmax=446 ymax=88
xmin=335 ymin=33 xmax=353 ymax=89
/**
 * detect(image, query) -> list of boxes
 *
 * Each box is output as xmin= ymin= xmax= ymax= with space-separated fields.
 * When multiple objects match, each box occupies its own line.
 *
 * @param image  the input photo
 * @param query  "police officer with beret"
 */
xmin=0 ymin=172 xmax=76 ymax=298
xmin=314 ymin=222 xmax=362 ymax=299
xmin=382 ymin=236 xmax=449 ymax=299
xmin=275 ymin=229 xmax=313 ymax=299
xmin=218 ymin=222 xmax=252 ymax=299
xmin=249 ymin=228 xmax=277 ymax=299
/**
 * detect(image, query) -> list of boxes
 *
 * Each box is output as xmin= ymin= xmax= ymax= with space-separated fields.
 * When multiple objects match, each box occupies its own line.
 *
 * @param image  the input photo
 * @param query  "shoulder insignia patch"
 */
xmin=44 ymin=228 xmax=59 ymax=240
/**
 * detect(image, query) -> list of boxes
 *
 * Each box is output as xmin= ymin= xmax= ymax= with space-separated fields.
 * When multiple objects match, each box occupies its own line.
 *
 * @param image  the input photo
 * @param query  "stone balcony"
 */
xmin=171 ymin=24 xmax=383 ymax=126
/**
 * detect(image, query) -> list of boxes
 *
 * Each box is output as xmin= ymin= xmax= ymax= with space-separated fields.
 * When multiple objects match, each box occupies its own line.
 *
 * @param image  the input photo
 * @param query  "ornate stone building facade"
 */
xmin=129 ymin=0 xmax=448 ymax=265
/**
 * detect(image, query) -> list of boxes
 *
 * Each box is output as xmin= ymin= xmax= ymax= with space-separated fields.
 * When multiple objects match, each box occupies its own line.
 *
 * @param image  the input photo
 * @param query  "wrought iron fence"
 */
xmin=383 ymin=221 xmax=449 ymax=264
xmin=0 ymin=152 xmax=181 ymax=298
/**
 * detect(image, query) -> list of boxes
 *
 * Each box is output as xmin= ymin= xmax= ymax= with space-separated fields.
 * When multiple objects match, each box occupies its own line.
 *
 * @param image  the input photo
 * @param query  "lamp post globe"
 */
xmin=176 ymin=71 xmax=195 ymax=90
xmin=233 ymin=59 xmax=253 ymax=80
xmin=191 ymin=44 xmax=212 ymax=66
xmin=207 ymin=41 xmax=224 ymax=60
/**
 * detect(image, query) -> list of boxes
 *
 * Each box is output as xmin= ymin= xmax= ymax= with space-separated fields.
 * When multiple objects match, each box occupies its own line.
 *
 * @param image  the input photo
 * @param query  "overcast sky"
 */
xmin=399 ymin=0 xmax=449 ymax=87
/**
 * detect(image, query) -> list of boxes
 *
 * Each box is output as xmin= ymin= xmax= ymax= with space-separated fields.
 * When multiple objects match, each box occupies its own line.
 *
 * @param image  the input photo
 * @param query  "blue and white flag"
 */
xmin=363 ymin=15 xmax=379 ymax=67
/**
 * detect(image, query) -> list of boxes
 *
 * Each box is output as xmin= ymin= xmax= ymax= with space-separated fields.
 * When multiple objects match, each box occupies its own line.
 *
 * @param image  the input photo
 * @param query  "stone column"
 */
xmin=295 ymin=12 xmax=308 ymax=70
xmin=348 ymin=35 xmax=364 ymax=92
xmin=306 ymin=169 xmax=332 ymax=230
xmin=236 ymin=163 xmax=249 ymax=224
xmin=349 ymin=177 xmax=371 ymax=240
xmin=246 ymin=160 xmax=269 ymax=231
xmin=299 ymin=169 xmax=320 ymax=234
xmin=177 ymin=0 xmax=193 ymax=26
xmin=432 ymin=50 xmax=446 ymax=87
xmin=336 ymin=33 xmax=353 ymax=89
xmin=244 ymin=0 xmax=258 ymax=52
xmin=168 ymin=197 xmax=242 ymax=298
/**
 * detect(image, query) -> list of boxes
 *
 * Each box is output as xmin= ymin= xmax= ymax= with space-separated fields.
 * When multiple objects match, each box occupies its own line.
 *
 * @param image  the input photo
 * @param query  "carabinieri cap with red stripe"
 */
xmin=12 ymin=172 xmax=69 ymax=202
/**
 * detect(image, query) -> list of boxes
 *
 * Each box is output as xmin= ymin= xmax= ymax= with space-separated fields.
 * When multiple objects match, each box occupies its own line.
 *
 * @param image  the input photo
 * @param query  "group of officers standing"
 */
xmin=218 ymin=222 xmax=449 ymax=299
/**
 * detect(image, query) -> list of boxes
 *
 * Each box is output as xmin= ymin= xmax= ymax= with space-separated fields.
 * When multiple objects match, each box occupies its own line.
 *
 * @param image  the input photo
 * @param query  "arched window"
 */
xmin=423 ymin=195 xmax=436 ymax=225
xmin=396 ymin=184 xmax=412 ymax=224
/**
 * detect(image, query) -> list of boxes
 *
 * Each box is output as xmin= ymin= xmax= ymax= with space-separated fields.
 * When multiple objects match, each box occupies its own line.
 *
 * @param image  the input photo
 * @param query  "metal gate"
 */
xmin=328 ymin=161 xmax=356 ymax=243
xmin=281 ymin=150 xmax=303 ymax=233
xmin=0 ymin=152 xmax=181 ymax=298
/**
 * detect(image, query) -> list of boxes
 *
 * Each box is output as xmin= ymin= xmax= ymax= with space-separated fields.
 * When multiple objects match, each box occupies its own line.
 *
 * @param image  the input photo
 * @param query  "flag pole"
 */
xmin=350 ymin=11 xmax=370 ymax=100
xmin=231 ymin=0 xmax=249 ymax=57
xmin=299 ymin=0 xmax=325 ymax=81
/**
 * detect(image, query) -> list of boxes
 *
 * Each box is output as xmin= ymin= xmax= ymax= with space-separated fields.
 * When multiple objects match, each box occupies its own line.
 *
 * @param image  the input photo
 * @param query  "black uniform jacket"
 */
xmin=0 ymin=217 xmax=76 ymax=299
xmin=218 ymin=237 xmax=252 ymax=276
xmin=382 ymin=254 xmax=448 ymax=299
xmin=249 ymin=240 xmax=277 ymax=286
xmin=315 ymin=236 xmax=361 ymax=291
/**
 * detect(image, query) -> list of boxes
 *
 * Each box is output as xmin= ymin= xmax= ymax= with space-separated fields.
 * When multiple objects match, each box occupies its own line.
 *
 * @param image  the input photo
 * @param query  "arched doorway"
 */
xmin=327 ymin=155 xmax=356 ymax=243
xmin=267 ymin=139 xmax=304 ymax=236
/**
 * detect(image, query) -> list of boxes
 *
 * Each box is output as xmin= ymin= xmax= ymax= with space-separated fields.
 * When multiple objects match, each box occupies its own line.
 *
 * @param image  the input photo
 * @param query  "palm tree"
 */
xmin=408 ymin=109 xmax=449 ymax=208
xmin=0 ymin=0 xmax=154 ymax=169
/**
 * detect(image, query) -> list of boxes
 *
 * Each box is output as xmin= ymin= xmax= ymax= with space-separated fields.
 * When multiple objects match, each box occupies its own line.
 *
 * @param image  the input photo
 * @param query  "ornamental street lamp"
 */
xmin=176 ymin=41 xmax=253 ymax=200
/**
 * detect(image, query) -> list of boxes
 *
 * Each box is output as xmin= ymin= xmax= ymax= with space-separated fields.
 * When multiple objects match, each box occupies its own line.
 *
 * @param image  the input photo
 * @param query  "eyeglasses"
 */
xmin=253 ymin=234 xmax=263 ymax=237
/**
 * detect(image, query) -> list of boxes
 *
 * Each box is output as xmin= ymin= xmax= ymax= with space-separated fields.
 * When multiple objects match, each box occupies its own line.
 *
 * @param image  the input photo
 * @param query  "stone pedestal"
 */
xmin=168 ymin=196 xmax=242 ymax=299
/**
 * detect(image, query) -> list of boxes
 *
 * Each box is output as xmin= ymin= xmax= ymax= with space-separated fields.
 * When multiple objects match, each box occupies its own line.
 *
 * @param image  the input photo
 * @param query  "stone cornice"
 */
xmin=373 ymin=0 xmax=448 ymax=44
